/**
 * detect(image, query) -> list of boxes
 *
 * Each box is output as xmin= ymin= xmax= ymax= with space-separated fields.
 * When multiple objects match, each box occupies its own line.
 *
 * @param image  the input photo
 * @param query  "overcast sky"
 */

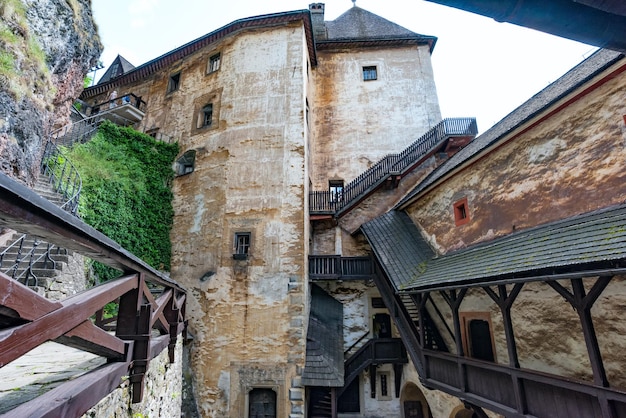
xmin=92 ymin=0 xmax=596 ymax=133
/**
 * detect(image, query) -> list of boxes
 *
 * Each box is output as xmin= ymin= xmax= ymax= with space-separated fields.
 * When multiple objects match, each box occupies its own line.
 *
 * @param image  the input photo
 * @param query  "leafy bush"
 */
xmin=65 ymin=121 xmax=178 ymax=281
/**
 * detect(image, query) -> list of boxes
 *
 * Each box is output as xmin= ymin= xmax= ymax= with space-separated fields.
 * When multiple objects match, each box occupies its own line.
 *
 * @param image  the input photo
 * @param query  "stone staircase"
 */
xmin=0 ymin=177 xmax=72 ymax=295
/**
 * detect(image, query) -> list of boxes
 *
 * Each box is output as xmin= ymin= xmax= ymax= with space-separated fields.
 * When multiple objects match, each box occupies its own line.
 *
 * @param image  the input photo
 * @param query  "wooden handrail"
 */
xmin=0 ymin=172 xmax=187 ymax=413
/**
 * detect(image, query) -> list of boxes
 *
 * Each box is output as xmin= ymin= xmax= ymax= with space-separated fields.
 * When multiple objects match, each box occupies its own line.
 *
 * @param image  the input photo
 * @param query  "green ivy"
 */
xmin=64 ymin=121 xmax=178 ymax=281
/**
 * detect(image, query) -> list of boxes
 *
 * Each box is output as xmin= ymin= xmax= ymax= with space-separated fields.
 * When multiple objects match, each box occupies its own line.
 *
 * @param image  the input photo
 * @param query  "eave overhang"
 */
xmin=81 ymin=10 xmax=317 ymax=99
xmin=316 ymin=36 xmax=437 ymax=53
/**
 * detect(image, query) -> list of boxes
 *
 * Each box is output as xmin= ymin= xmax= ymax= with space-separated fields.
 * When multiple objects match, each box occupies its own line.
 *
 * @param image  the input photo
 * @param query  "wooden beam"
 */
xmin=0 ymin=361 xmax=130 ymax=418
xmin=0 ymin=275 xmax=137 ymax=366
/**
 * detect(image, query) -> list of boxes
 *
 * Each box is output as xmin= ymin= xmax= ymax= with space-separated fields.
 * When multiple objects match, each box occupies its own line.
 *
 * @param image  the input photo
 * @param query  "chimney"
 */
xmin=309 ymin=3 xmax=326 ymax=40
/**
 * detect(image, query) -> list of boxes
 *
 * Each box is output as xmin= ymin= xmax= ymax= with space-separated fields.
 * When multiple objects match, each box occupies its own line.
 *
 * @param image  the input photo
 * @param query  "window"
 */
xmin=208 ymin=53 xmax=221 ymax=73
xmin=379 ymin=372 xmax=391 ymax=399
xmin=460 ymin=312 xmax=496 ymax=362
xmin=453 ymin=197 xmax=470 ymax=226
xmin=371 ymin=297 xmax=385 ymax=308
xmin=167 ymin=72 xmax=181 ymax=93
xmin=363 ymin=66 xmax=377 ymax=81
xmin=234 ymin=232 xmax=251 ymax=259
xmin=174 ymin=150 xmax=196 ymax=176
xmin=201 ymin=104 xmax=213 ymax=127
xmin=329 ymin=180 xmax=343 ymax=203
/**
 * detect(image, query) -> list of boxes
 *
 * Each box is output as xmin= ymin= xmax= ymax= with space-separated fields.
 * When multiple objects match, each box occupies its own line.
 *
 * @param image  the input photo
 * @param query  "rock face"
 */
xmin=0 ymin=0 xmax=102 ymax=185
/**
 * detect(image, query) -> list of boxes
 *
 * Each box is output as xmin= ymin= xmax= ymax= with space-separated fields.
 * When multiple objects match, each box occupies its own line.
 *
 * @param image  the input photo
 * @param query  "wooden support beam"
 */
xmin=440 ymin=289 xmax=467 ymax=391
xmin=0 ymin=274 xmax=137 ymax=366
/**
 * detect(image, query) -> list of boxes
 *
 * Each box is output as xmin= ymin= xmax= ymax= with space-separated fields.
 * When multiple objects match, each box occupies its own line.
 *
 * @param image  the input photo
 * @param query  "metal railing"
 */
xmin=40 ymin=140 xmax=82 ymax=215
xmin=86 ymin=93 xmax=146 ymax=118
xmin=310 ymin=118 xmax=478 ymax=214
xmin=309 ymin=255 xmax=373 ymax=280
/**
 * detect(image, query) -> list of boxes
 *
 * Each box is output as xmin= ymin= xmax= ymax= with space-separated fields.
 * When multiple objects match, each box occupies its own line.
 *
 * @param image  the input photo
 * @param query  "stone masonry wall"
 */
xmin=83 ymin=336 xmax=184 ymax=418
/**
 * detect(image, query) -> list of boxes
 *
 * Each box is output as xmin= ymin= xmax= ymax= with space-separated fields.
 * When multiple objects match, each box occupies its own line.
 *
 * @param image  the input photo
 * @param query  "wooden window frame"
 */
xmin=234 ymin=232 xmax=251 ymax=259
xmin=208 ymin=53 xmax=221 ymax=74
xmin=453 ymin=197 xmax=470 ymax=226
xmin=460 ymin=312 xmax=497 ymax=362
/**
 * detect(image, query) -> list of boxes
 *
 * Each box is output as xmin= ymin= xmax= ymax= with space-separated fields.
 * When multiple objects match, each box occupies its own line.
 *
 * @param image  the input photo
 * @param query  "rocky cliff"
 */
xmin=0 ymin=0 xmax=102 ymax=184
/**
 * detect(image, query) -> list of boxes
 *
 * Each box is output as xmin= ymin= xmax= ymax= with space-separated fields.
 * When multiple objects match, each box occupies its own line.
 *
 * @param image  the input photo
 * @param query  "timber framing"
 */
xmin=0 ymin=173 xmax=187 ymax=416
xmin=362 ymin=208 xmax=626 ymax=417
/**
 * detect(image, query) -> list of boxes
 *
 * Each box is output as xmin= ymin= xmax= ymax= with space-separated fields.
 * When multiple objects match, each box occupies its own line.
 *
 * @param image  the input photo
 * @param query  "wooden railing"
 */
xmin=310 ymin=118 xmax=477 ymax=215
xmin=309 ymin=255 xmax=373 ymax=280
xmin=423 ymin=350 xmax=626 ymax=417
xmin=340 ymin=338 xmax=407 ymax=397
xmin=0 ymin=173 xmax=187 ymax=416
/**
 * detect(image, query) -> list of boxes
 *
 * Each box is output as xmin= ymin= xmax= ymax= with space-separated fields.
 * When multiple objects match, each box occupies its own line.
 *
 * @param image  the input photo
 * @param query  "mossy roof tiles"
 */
xmin=362 ymin=205 xmax=626 ymax=292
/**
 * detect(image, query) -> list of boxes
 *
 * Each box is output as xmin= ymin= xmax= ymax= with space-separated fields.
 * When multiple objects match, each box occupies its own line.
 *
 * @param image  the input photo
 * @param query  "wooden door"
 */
xmin=404 ymin=400 xmax=424 ymax=418
xmin=249 ymin=388 xmax=276 ymax=418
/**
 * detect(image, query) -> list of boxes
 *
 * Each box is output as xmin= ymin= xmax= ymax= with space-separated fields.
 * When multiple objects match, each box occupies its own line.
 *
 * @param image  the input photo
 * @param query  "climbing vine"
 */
xmin=64 ymin=121 xmax=178 ymax=281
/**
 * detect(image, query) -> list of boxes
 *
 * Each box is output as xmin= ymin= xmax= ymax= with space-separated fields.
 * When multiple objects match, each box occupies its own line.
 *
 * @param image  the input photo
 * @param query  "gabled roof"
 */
xmin=362 ymin=204 xmax=626 ymax=292
xmin=319 ymin=6 xmax=437 ymax=52
xmin=96 ymin=55 xmax=135 ymax=85
xmin=397 ymin=48 xmax=625 ymax=208
xmin=81 ymin=10 xmax=316 ymax=98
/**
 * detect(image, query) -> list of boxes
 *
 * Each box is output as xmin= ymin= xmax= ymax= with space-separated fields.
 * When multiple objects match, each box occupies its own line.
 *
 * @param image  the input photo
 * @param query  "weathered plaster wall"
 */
xmin=310 ymin=45 xmax=441 ymax=190
xmin=83 ymin=336 xmax=183 ymax=418
xmin=146 ymin=24 xmax=310 ymax=417
xmin=406 ymin=64 xmax=626 ymax=254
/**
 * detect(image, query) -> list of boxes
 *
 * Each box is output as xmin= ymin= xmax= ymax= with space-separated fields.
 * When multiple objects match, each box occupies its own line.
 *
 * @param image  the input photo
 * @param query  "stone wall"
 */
xmin=83 ymin=336 xmax=184 ymax=418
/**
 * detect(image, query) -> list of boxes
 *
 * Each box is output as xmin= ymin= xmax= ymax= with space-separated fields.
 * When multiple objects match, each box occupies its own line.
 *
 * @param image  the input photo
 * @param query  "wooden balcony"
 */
xmin=309 ymin=255 xmax=373 ymax=280
xmin=86 ymin=93 xmax=146 ymax=125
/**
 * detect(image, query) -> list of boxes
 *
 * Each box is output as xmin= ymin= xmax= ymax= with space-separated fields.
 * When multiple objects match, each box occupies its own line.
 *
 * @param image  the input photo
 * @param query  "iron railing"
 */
xmin=41 ymin=140 xmax=82 ymax=215
xmin=309 ymin=255 xmax=373 ymax=280
xmin=310 ymin=117 xmax=478 ymax=214
xmin=86 ymin=92 xmax=146 ymax=118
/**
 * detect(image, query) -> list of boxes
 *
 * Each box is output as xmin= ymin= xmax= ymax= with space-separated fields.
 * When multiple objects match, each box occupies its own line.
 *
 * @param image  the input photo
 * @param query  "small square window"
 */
xmin=167 ymin=72 xmax=181 ymax=93
xmin=453 ymin=197 xmax=470 ymax=226
xmin=208 ymin=53 xmax=221 ymax=73
xmin=363 ymin=66 xmax=377 ymax=81
xmin=234 ymin=232 xmax=251 ymax=258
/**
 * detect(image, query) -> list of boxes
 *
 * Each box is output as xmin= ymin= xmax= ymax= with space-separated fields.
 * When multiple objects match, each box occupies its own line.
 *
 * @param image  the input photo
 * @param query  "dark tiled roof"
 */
xmin=397 ymin=49 xmax=625 ymax=208
xmin=302 ymin=284 xmax=344 ymax=387
xmin=363 ymin=205 xmax=626 ymax=292
xmin=361 ymin=211 xmax=434 ymax=290
xmin=320 ymin=6 xmax=437 ymax=52
xmin=97 ymin=55 xmax=135 ymax=85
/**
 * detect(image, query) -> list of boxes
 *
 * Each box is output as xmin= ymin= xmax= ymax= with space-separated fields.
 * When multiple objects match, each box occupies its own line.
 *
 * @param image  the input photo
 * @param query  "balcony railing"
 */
xmin=310 ymin=118 xmax=478 ymax=215
xmin=86 ymin=93 xmax=146 ymax=124
xmin=309 ymin=255 xmax=373 ymax=280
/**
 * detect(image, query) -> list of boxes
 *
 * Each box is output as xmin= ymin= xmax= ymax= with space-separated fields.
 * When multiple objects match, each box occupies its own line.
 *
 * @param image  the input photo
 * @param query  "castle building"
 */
xmin=80 ymin=2 xmax=626 ymax=418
